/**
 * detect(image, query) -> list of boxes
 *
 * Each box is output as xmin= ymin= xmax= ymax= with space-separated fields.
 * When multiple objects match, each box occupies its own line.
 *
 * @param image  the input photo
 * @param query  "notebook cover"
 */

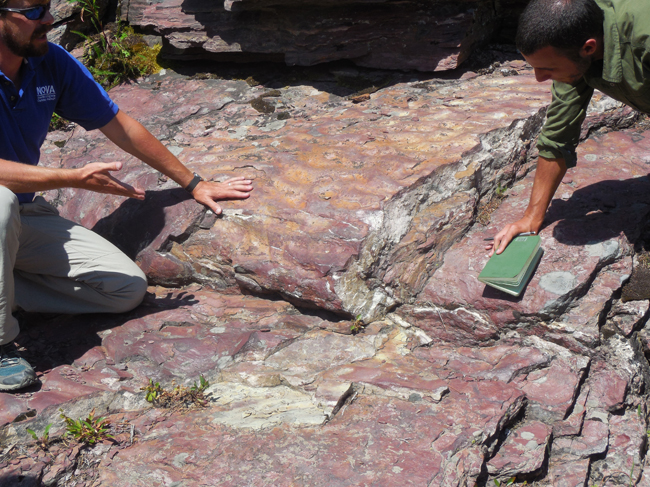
xmin=478 ymin=235 xmax=541 ymax=285
xmin=480 ymin=247 xmax=544 ymax=297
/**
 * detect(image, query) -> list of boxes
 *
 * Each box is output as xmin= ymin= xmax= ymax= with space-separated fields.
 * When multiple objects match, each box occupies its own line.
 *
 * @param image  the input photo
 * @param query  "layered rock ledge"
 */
xmin=47 ymin=0 xmax=528 ymax=71
xmin=1 ymin=60 xmax=650 ymax=486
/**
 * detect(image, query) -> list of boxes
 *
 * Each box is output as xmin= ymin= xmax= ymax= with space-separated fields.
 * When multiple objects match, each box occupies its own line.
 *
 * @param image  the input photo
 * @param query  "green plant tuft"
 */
xmin=69 ymin=0 xmax=162 ymax=89
xmin=142 ymin=375 xmax=210 ymax=409
xmin=143 ymin=378 xmax=163 ymax=403
xmin=60 ymin=408 xmax=114 ymax=445
xmin=191 ymin=375 xmax=210 ymax=393
xmin=350 ymin=315 xmax=365 ymax=335
xmin=26 ymin=423 xmax=52 ymax=449
xmin=49 ymin=113 xmax=74 ymax=132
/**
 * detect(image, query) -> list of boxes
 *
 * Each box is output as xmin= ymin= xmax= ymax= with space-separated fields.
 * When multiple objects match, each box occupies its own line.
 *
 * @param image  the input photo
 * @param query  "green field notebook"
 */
xmin=478 ymin=235 xmax=543 ymax=297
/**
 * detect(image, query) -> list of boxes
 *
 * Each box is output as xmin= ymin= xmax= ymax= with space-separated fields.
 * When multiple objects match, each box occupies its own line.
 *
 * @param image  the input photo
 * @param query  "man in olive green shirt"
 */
xmin=488 ymin=0 xmax=650 ymax=255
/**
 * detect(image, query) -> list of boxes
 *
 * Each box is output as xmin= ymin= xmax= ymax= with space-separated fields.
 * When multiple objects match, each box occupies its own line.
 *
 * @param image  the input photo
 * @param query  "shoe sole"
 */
xmin=0 ymin=375 xmax=38 ymax=392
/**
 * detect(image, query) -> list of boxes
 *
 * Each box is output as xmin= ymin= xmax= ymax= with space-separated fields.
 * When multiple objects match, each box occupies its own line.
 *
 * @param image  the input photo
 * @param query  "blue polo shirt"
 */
xmin=0 ymin=43 xmax=118 ymax=203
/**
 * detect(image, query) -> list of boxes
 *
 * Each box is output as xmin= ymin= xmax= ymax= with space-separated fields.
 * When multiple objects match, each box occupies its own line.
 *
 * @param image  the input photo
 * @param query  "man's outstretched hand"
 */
xmin=485 ymin=216 xmax=539 ymax=256
xmin=191 ymin=176 xmax=254 ymax=214
xmin=485 ymin=156 xmax=566 ymax=256
xmin=76 ymin=162 xmax=145 ymax=199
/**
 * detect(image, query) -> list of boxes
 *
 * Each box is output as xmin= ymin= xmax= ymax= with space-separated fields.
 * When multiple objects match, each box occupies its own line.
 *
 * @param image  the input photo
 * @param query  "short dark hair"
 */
xmin=516 ymin=0 xmax=604 ymax=58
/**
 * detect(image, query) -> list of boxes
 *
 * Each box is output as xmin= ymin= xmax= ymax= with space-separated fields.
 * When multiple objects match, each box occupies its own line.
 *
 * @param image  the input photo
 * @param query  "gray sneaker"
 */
xmin=0 ymin=343 xmax=37 ymax=391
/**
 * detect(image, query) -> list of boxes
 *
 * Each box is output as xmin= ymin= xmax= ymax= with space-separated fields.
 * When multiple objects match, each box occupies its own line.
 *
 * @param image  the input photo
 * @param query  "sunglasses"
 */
xmin=0 ymin=2 xmax=50 ymax=20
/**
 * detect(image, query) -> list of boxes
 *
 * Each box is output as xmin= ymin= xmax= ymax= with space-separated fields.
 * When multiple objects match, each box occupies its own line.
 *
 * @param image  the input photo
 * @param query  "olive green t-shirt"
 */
xmin=537 ymin=0 xmax=650 ymax=167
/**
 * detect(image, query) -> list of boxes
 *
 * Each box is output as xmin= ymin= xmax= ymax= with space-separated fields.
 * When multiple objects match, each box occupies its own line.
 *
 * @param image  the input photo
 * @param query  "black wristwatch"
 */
xmin=184 ymin=172 xmax=203 ymax=193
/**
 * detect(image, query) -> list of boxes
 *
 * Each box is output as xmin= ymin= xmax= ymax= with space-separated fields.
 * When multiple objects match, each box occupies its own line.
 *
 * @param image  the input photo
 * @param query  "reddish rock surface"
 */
xmin=2 ymin=60 xmax=650 ymax=486
xmin=41 ymin=59 xmax=551 ymax=320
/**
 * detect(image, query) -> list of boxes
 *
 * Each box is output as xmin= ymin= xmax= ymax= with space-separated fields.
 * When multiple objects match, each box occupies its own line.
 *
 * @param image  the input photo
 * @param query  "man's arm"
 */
xmin=99 ymin=111 xmax=253 ymax=214
xmin=0 ymin=158 xmax=145 ymax=199
xmin=486 ymin=156 xmax=567 ymax=255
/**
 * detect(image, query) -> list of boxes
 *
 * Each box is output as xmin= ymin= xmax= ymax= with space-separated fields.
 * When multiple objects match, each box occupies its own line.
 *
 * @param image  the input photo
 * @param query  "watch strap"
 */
xmin=185 ymin=173 xmax=203 ymax=193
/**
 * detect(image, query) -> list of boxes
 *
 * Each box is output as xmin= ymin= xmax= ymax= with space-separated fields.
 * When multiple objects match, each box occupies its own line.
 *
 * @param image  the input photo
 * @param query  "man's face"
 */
xmin=523 ymin=46 xmax=592 ymax=85
xmin=0 ymin=0 xmax=53 ymax=58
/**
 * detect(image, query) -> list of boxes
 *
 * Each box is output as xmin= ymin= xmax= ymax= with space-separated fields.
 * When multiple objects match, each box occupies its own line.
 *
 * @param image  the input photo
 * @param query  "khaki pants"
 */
xmin=0 ymin=186 xmax=147 ymax=345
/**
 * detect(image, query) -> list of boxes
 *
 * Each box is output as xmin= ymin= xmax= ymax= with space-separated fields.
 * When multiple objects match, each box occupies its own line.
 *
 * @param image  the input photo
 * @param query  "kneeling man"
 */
xmin=0 ymin=0 xmax=253 ymax=390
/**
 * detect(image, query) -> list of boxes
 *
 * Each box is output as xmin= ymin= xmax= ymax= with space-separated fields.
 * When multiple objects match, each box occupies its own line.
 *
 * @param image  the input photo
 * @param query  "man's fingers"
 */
xmin=495 ymin=233 xmax=512 ymax=255
xmin=222 ymin=179 xmax=254 ymax=192
xmin=104 ymin=174 xmax=145 ymax=199
xmin=81 ymin=162 xmax=145 ymax=199
xmin=194 ymin=180 xmax=253 ymax=201
xmin=486 ymin=217 xmax=539 ymax=256
xmin=202 ymin=199 xmax=223 ymax=215
xmin=494 ymin=227 xmax=522 ymax=255
xmin=222 ymin=176 xmax=251 ymax=184
xmin=488 ymin=227 xmax=514 ymax=256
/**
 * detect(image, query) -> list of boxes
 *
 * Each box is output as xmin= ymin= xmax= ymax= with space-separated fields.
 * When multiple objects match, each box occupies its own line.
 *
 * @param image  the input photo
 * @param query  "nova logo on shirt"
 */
xmin=36 ymin=85 xmax=56 ymax=102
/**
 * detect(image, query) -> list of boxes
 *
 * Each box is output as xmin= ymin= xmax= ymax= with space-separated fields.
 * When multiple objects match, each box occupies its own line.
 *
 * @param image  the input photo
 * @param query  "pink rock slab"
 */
xmin=487 ymin=421 xmax=552 ymax=477
xmin=516 ymin=356 xmax=589 ymax=422
xmin=0 ymin=287 xmax=350 ymax=426
xmin=94 ymin=391 xmax=522 ymax=487
xmin=553 ymin=420 xmax=609 ymax=460
xmin=586 ymin=360 xmax=629 ymax=412
xmin=547 ymin=458 xmax=591 ymax=487
xmin=591 ymin=408 xmax=646 ymax=485
xmin=41 ymin=70 xmax=552 ymax=314
xmin=410 ymin=127 xmax=650 ymax=337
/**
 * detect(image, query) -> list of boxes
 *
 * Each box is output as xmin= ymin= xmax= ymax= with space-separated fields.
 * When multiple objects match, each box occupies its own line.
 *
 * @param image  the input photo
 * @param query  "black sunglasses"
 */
xmin=0 ymin=2 xmax=50 ymax=20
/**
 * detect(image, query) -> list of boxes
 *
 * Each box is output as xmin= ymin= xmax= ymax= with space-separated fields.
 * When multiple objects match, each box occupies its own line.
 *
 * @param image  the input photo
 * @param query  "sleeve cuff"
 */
xmin=537 ymin=147 xmax=578 ymax=169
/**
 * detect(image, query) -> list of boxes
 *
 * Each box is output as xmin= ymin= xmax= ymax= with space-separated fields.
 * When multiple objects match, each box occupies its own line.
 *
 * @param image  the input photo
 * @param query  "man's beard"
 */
xmin=1 ymin=25 xmax=50 ymax=58
xmin=568 ymin=55 xmax=593 ymax=86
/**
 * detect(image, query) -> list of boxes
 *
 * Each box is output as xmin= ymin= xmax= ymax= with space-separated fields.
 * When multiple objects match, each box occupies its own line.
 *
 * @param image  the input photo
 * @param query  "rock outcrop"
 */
xmin=48 ymin=0 xmax=528 ymax=72
xmin=122 ymin=0 xmax=499 ymax=71
xmin=2 ymin=59 xmax=650 ymax=486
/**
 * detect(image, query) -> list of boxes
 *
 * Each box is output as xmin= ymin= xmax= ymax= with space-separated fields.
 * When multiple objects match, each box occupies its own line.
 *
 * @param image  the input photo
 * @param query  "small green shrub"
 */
xmin=142 ymin=375 xmax=210 ymax=409
xmin=142 ymin=378 xmax=163 ymax=403
xmin=191 ymin=375 xmax=210 ymax=393
xmin=59 ymin=408 xmax=113 ymax=445
xmin=49 ymin=113 xmax=73 ymax=132
xmin=350 ymin=315 xmax=365 ymax=335
xmin=69 ymin=0 xmax=162 ymax=89
xmin=26 ymin=423 xmax=52 ymax=449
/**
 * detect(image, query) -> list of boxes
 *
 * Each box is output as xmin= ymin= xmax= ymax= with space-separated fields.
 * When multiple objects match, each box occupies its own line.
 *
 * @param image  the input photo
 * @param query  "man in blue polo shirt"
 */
xmin=0 ymin=0 xmax=254 ymax=390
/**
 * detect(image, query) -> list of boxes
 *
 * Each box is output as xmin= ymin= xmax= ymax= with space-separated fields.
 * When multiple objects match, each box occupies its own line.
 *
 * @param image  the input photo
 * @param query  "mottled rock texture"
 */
xmin=2 ymin=60 xmax=650 ymax=486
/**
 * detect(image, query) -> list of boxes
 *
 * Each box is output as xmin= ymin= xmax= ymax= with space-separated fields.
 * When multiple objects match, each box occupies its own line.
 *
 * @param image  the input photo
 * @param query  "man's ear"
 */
xmin=580 ymin=38 xmax=599 ymax=57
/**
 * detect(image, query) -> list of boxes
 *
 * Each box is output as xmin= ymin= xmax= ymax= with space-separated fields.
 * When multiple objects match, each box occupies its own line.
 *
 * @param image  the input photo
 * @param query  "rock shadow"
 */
xmin=0 ymin=474 xmax=39 ymax=487
xmin=543 ymin=174 xmax=650 ymax=247
xmin=4 ymin=186 xmax=204 ymax=383
xmin=91 ymin=187 xmax=197 ymax=259
xmin=15 ymin=290 xmax=199 ymax=377
xmin=170 ymin=0 xmax=507 ymax=94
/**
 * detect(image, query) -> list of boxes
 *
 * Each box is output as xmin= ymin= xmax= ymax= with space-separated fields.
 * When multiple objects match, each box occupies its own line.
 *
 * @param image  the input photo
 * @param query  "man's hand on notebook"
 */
xmin=485 ymin=217 xmax=539 ymax=256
